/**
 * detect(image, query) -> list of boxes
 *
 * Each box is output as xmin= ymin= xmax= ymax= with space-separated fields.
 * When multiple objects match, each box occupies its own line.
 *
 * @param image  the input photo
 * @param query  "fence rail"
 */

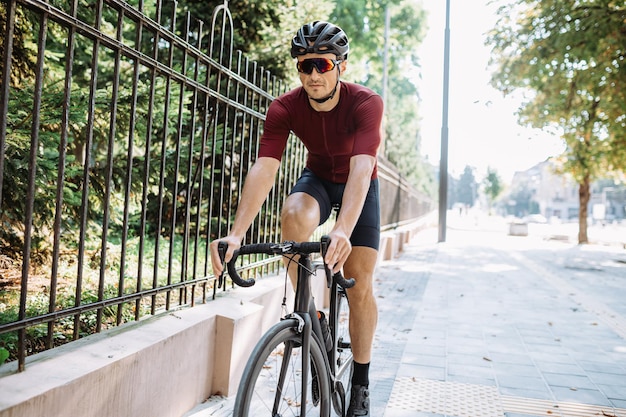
xmin=0 ymin=0 xmax=433 ymax=372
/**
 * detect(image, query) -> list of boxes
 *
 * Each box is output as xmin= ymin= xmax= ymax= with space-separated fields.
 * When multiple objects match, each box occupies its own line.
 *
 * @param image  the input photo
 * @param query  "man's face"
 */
xmin=296 ymin=53 xmax=346 ymax=101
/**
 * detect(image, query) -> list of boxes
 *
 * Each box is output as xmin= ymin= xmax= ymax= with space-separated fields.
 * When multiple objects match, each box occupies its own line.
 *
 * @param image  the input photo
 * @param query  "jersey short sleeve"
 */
xmin=257 ymin=98 xmax=293 ymax=161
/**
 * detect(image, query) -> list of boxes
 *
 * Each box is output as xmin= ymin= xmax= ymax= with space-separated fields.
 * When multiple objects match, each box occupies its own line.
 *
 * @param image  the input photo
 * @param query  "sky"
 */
xmin=414 ymin=0 xmax=565 ymax=183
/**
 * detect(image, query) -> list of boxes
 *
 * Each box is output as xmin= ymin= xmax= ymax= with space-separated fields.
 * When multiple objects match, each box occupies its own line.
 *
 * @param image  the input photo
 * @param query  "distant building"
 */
xmin=590 ymin=182 xmax=626 ymax=223
xmin=506 ymin=160 xmax=625 ymax=222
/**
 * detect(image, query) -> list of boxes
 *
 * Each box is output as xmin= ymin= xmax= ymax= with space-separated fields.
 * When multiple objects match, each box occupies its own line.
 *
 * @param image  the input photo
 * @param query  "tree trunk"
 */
xmin=578 ymin=175 xmax=590 ymax=244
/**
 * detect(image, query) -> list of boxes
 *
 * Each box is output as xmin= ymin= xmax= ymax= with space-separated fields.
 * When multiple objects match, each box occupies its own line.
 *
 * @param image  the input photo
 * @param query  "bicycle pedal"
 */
xmin=338 ymin=341 xmax=351 ymax=349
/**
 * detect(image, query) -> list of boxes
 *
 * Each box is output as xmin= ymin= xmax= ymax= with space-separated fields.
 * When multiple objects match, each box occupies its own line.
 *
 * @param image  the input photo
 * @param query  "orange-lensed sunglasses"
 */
xmin=296 ymin=58 xmax=342 ymax=74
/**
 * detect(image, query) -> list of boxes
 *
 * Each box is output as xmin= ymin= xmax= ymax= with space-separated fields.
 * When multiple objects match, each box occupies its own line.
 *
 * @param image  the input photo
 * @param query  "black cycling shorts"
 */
xmin=289 ymin=168 xmax=380 ymax=250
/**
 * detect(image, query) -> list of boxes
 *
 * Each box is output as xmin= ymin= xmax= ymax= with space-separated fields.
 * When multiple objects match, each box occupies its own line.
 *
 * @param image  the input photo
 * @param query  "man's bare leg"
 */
xmin=344 ymin=246 xmax=377 ymax=417
xmin=343 ymin=246 xmax=378 ymax=364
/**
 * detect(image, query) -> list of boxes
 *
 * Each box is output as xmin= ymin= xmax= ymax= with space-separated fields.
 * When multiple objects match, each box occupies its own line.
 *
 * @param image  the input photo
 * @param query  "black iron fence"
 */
xmin=0 ymin=0 xmax=433 ymax=372
xmin=378 ymin=157 xmax=434 ymax=231
xmin=0 ymin=0 xmax=313 ymax=371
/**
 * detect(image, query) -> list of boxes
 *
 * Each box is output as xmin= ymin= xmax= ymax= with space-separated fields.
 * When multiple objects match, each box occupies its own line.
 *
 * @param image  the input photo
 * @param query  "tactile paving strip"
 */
xmin=502 ymin=395 xmax=626 ymax=417
xmin=386 ymin=377 xmax=505 ymax=416
xmin=387 ymin=378 xmax=626 ymax=417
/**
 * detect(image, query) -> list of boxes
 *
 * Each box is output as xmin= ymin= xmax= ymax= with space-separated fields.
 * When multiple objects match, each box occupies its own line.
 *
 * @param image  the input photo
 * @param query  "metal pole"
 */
xmin=438 ymin=0 xmax=451 ymax=243
xmin=380 ymin=5 xmax=390 ymax=157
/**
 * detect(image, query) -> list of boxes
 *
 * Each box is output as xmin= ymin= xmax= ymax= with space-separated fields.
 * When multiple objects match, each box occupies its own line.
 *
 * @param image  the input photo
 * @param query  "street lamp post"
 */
xmin=438 ymin=0 xmax=451 ymax=242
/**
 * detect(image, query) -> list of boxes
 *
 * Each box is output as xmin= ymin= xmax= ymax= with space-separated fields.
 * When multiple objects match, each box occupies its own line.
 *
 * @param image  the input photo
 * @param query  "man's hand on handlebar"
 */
xmin=324 ymin=229 xmax=352 ymax=274
xmin=209 ymin=236 xmax=241 ymax=278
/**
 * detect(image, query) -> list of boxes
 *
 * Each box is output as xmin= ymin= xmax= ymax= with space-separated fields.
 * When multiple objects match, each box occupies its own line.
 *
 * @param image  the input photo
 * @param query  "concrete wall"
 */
xmin=0 ymin=216 xmax=435 ymax=417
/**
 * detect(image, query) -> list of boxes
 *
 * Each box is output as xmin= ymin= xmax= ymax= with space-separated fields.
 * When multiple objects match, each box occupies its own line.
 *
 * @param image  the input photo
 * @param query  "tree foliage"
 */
xmin=488 ymin=0 xmax=626 ymax=243
xmin=1 ymin=3 xmax=201 ymax=261
xmin=332 ymin=0 xmax=424 ymax=84
xmin=0 ymin=3 xmax=36 ymax=85
xmin=456 ymin=166 xmax=478 ymax=207
xmin=482 ymin=167 xmax=503 ymax=212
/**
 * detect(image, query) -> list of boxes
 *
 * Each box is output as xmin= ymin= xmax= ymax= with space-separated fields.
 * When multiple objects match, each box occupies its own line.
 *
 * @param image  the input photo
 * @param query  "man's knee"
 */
xmin=344 ymin=249 xmax=377 ymax=300
xmin=344 ymin=248 xmax=377 ymax=275
xmin=280 ymin=193 xmax=320 ymax=234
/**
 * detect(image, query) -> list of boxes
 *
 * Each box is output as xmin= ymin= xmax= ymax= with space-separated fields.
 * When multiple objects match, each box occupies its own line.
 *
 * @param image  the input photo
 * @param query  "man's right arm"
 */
xmin=209 ymin=156 xmax=281 ymax=277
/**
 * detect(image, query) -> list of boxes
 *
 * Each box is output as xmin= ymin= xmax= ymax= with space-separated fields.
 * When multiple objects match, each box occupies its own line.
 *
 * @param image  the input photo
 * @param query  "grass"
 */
xmin=0 ymin=231 xmax=214 ymax=363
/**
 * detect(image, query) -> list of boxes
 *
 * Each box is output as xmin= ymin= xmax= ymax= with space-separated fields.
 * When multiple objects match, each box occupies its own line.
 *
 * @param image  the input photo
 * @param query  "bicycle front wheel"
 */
xmin=233 ymin=318 xmax=331 ymax=417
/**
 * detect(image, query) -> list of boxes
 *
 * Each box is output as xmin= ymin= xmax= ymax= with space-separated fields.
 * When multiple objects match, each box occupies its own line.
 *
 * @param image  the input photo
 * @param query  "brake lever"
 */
xmin=217 ymin=241 xmax=228 ymax=288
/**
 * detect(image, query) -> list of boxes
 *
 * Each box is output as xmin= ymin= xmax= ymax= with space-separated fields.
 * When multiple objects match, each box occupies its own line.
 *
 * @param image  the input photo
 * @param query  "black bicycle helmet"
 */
xmin=291 ymin=21 xmax=349 ymax=60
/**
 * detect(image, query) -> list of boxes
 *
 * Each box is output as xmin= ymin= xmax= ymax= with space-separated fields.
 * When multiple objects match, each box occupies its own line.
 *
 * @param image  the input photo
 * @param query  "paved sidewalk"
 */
xmin=191 ymin=214 xmax=626 ymax=416
xmin=374 ymin=215 xmax=626 ymax=417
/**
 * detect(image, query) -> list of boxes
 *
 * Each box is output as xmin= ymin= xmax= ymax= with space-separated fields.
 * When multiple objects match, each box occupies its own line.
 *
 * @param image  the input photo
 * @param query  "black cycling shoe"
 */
xmin=347 ymin=384 xmax=370 ymax=416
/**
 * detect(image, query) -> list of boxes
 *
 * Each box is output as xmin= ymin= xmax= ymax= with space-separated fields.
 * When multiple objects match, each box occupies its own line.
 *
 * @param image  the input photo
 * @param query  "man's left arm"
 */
xmin=325 ymin=154 xmax=376 ymax=273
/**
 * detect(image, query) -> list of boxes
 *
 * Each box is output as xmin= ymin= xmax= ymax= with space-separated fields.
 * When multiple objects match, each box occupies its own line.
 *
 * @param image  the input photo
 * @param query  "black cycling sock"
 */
xmin=351 ymin=361 xmax=370 ymax=387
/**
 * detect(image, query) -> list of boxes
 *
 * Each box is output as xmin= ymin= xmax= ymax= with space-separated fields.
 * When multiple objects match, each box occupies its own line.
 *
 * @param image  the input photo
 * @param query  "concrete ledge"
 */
xmin=0 ymin=300 xmax=223 ymax=417
xmin=380 ymin=213 xmax=437 ymax=261
xmin=212 ymin=301 xmax=264 ymax=396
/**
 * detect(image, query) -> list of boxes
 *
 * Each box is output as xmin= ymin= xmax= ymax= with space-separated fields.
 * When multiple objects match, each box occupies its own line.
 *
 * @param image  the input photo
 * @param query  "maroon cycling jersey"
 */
xmin=258 ymin=82 xmax=383 ymax=183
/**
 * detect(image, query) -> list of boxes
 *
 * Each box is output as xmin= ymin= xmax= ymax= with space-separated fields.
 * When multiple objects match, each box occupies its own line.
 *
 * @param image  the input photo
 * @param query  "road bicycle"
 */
xmin=218 ymin=235 xmax=354 ymax=417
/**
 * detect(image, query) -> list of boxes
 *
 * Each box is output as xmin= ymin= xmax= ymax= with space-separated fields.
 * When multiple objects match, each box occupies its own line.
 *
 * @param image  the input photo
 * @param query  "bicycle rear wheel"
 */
xmin=233 ymin=318 xmax=331 ymax=417
xmin=329 ymin=284 xmax=353 ymax=416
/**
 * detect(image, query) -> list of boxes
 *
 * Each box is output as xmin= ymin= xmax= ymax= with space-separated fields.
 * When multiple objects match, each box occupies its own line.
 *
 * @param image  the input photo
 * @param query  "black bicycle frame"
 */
xmin=288 ymin=252 xmax=325 ymax=416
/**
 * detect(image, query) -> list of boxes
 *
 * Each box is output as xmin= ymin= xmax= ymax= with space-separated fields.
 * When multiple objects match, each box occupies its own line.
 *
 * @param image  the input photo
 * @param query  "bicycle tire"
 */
xmin=233 ymin=318 xmax=331 ymax=417
xmin=329 ymin=283 xmax=353 ymax=416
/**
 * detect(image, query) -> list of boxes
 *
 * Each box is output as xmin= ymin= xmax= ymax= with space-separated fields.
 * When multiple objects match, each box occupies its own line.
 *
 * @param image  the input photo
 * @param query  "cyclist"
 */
xmin=210 ymin=20 xmax=382 ymax=416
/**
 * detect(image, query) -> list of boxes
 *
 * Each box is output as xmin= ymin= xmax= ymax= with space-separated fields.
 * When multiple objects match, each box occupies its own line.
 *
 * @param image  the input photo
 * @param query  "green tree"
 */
xmin=488 ymin=0 xmax=626 ymax=243
xmin=482 ymin=167 xmax=503 ymax=214
xmin=1 ymin=2 xmax=196 ymax=261
xmin=456 ymin=165 xmax=477 ymax=207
